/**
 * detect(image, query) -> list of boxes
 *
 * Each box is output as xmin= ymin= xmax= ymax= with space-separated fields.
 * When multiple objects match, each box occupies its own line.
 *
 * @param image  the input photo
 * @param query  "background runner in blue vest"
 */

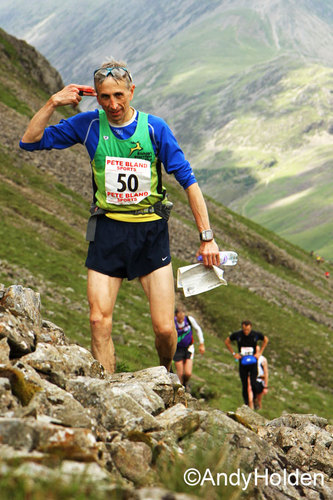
xmin=225 ymin=320 xmax=269 ymax=406
xmin=19 ymin=58 xmax=220 ymax=374
xmin=173 ymin=306 xmax=205 ymax=391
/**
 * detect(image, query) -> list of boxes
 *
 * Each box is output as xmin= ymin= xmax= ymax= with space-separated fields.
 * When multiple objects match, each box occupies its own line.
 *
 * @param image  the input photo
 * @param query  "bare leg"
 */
xmin=256 ymin=392 xmax=263 ymax=409
xmin=87 ymin=269 xmax=122 ymax=373
xmin=175 ymin=360 xmax=185 ymax=384
xmin=183 ymin=358 xmax=193 ymax=387
xmin=247 ymin=375 xmax=254 ymax=409
xmin=140 ymin=263 xmax=177 ymax=371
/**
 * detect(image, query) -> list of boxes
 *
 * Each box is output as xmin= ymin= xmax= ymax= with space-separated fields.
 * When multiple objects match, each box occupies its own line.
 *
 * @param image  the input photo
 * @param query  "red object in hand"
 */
xmin=78 ymin=89 xmax=95 ymax=96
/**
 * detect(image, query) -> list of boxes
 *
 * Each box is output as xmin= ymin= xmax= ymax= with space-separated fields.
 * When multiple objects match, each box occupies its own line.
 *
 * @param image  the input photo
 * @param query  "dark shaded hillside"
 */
xmin=0 ymin=30 xmax=333 ymax=422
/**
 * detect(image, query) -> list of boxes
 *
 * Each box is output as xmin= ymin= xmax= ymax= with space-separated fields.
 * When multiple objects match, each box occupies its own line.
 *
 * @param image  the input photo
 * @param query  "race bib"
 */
xmin=241 ymin=347 xmax=254 ymax=356
xmin=105 ymin=156 xmax=151 ymax=205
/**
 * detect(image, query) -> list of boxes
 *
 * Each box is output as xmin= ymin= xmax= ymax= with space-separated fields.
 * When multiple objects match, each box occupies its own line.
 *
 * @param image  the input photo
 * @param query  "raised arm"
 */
xmin=22 ymin=84 xmax=96 ymax=143
xmin=185 ymin=182 xmax=220 ymax=267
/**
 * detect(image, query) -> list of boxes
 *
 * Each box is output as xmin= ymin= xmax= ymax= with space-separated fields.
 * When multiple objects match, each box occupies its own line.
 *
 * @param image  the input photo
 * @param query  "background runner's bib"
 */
xmin=105 ymin=156 xmax=151 ymax=205
xmin=241 ymin=347 xmax=254 ymax=356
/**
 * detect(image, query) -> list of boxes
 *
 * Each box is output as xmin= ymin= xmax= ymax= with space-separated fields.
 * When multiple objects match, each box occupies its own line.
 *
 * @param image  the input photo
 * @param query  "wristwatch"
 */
xmin=200 ymin=229 xmax=214 ymax=241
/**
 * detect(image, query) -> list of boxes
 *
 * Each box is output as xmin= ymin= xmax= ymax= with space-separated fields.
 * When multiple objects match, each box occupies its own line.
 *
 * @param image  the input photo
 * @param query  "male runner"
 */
xmin=225 ymin=320 xmax=268 ymax=406
xmin=20 ymin=58 xmax=220 ymax=373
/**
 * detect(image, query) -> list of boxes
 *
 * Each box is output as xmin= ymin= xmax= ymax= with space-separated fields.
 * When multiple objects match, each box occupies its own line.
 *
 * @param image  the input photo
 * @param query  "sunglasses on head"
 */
xmin=93 ymin=66 xmax=133 ymax=82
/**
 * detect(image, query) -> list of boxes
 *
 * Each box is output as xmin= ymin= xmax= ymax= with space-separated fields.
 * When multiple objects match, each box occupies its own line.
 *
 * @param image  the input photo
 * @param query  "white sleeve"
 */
xmin=188 ymin=315 xmax=204 ymax=344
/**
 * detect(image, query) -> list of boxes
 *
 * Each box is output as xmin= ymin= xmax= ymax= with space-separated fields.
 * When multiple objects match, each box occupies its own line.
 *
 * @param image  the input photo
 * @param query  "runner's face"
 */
xmin=96 ymin=78 xmax=135 ymax=124
xmin=242 ymin=324 xmax=252 ymax=336
xmin=176 ymin=312 xmax=185 ymax=323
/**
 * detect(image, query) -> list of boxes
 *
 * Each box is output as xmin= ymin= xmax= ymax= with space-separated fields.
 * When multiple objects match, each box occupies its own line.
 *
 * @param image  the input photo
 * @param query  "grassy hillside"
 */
xmin=0 ymin=28 xmax=333 ymax=424
xmin=197 ymin=63 xmax=333 ymax=259
xmin=141 ymin=54 xmax=333 ymax=259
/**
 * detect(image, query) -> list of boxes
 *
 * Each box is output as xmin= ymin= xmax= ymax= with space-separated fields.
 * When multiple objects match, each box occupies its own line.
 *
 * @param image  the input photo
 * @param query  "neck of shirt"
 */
xmin=108 ymin=107 xmax=137 ymax=128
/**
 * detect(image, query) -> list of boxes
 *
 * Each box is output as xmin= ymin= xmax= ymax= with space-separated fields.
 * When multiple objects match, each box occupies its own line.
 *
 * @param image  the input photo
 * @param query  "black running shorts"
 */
xmin=173 ymin=345 xmax=194 ymax=362
xmin=85 ymin=216 xmax=171 ymax=280
xmin=255 ymin=380 xmax=265 ymax=394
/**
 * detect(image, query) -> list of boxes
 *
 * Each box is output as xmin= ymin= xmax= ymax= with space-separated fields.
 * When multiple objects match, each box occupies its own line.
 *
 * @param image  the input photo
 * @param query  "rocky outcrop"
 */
xmin=0 ymin=283 xmax=332 ymax=499
xmin=0 ymin=28 xmax=64 ymax=96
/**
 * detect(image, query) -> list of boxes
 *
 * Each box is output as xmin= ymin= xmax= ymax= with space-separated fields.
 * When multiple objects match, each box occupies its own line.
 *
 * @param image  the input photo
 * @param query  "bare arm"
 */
xmin=225 ymin=337 xmax=241 ymax=360
xmin=256 ymin=335 xmax=269 ymax=358
xmin=22 ymin=84 xmax=96 ymax=143
xmin=185 ymin=182 xmax=220 ymax=267
xmin=262 ymin=358 xmax=269 ymax=389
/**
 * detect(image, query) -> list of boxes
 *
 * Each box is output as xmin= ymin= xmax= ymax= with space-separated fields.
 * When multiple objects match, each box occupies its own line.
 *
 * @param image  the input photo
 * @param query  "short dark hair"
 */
xmin=242 ymin=320 xmax=252 ymax=326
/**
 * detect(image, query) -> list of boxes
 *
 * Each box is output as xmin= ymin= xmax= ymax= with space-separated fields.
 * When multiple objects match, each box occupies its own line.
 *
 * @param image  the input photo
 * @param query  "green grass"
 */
xmin=187 ymin=62 xmax=333 ymax=260
xmin=182 ymin=281 xmax=333 ymax=419
xmin=156 ymin=431 xmax=244 ymax=499
xmin=238 ymin=163 xmax=333 ymax=259
xmin=0 ymin=146 xmax=90 ymax=341
xmin=135 ymin=9 xmax=281 ymax=153
xmin=0 ymin=29 xmax=76 ymax=120
xmin=140 ymin=8 xmax=278 ymax=95
xmin=0 ymin=82 xmax=33 ymax=117
xmin=0 ymin=433 xmax=246 ymax=500
xmin=0 ymin=474 xmax=126 ymax=500
xmin=140 ymin=55 xmax=333 ymax=261
xmin=0 ymin=28 xmax=21 ymax=66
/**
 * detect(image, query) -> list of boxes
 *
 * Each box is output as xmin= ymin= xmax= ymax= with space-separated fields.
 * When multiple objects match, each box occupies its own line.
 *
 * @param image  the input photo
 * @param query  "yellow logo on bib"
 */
xmin=129 ymin=142 xmax=143 ymax=156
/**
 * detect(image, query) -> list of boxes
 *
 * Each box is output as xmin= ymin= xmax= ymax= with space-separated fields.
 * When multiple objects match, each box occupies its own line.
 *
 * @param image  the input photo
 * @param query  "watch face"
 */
xmin=200 ymin=229 xmax=214 ymax=241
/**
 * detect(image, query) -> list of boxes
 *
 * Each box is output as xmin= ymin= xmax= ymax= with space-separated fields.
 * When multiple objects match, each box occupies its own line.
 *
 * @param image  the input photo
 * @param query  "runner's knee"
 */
xmin=89 ymin=309 xmax=112 ymax=330
xmin=153 ymin=322 xmax=176 ymax=341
